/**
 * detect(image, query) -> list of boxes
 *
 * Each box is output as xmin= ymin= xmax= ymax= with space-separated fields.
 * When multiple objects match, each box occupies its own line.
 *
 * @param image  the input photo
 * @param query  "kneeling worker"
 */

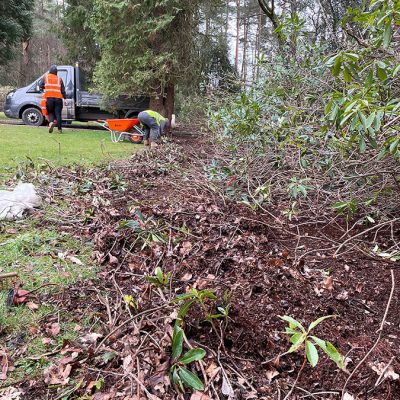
xmin=39 ymin=65 xmax=66 ymax=133
xmin=138 ymin=110 xmax=170 ymax=148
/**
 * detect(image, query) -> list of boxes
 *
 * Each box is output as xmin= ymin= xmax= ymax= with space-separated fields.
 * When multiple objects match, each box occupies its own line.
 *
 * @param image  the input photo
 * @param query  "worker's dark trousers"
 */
xmin=47 ymin=98 xmax=63 ymax=130
xmin=138 ymin=111 xmax=160 ymax=143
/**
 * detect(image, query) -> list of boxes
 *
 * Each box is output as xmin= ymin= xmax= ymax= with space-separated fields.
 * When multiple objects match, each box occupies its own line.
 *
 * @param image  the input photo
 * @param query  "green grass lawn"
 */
xmin=0 ymin=114 xmax=124 ymax=386
xmin=0 ymin=123 xmax=141 ymax=173
xmin=0 ymin=112 xmax=6 ymax=119
xmin=0 ymin=221 xmax=99 ymax=385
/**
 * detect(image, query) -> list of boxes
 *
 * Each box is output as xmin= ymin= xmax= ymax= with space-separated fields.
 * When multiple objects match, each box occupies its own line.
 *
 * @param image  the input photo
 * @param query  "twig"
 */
xmin=374 ymin=356 xmax=396 ymax=387
xmin=283 ymin=356 xmax=307 ymax=400
xmin=341 ymin=269 xmax=395 ymax=399
xmin=333 ymin=219 xmax=400 ymax=257
xmin=129 ymin=372 xmax=160 ymax=400
xmin=383 ymin=114 xmax=400 ymax=129
xmin=94 ymin=304 xmax=170 ymax=353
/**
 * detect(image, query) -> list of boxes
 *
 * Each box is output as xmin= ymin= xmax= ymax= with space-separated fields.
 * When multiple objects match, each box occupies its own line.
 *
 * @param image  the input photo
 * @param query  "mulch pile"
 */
xmin=7 ymin=129 xmax=400 ymax=399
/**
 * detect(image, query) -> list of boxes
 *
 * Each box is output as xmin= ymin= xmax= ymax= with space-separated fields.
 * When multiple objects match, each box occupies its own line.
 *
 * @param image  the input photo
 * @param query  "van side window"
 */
xmin=58 ymin=70 xmax=68 ymax=86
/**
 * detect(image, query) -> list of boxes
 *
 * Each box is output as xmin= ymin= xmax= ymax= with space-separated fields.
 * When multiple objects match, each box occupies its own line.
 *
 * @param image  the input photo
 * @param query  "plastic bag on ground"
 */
xmin=0 ymin=183 xmax=42 ymax=220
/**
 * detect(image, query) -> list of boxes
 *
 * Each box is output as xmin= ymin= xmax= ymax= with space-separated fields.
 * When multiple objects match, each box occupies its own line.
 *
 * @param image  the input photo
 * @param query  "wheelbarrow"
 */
xmin=97 ymin=118 xmax=145 ymax=144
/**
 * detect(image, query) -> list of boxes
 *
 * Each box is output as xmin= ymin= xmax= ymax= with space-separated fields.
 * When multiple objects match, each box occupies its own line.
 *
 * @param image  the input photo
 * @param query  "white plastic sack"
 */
xmin=0 ymin=183 xmax=42 ymax=220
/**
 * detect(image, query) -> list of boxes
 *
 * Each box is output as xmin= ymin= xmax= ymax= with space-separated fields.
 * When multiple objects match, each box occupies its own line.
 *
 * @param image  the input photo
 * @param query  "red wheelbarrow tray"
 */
xmin=106 ymin=118 xmax=140 ymax=131
xmin=97 ymin=118 xmax=144 ymax=144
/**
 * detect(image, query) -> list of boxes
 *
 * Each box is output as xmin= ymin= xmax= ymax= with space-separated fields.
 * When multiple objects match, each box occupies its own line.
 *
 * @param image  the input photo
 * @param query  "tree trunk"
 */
xmin=20 ymin=40 xmax=30 ymax=85
xmin=164 ymin=83 xmax=175 ymax=123
xmin=257 ymin=0 xmax=284 ymax=48
xmin=289 ymin=1 xmax=297 ymax=54
xmin=149 ymin=83 xmax=174 ymax=122
xmin=235 ymin=0 xmax=241 ymax=72
xmin=149 ymin=96 xmax=165 ymax=116
xmin=205 ymin=8 xmax=211 ymax=37
xmin=241 ymin=17 xmax=249 ymax=85
xmin=225 ymin=0 xmax=230 ymax=42
xmin=255 ymin=9 xmax=262 ymax=79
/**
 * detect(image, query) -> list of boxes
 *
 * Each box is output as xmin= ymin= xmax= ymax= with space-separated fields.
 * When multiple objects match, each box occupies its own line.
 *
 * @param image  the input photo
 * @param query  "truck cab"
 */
xmin=4 ymin=65 xmax=149 ymax=126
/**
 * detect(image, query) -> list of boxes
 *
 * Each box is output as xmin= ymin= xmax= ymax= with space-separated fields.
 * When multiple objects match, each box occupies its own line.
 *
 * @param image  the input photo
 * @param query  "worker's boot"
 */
xmin=144 ymin=139 xmax=150 ymax=146
xmin=48 ymin=122 xmax=54 ymax=133
xmin=150 ymin=142 xmax=159 ymax=149
xmin=58 ymin=129 xmax=63 ymax=134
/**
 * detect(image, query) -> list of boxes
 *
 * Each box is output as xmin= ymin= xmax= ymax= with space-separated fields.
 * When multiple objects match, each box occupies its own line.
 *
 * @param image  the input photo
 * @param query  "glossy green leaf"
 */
xmin=332 ymin=56 xmax=342 ymax=77
xmin=366 ymin=70 xmax=374 ymax=86
xmin=377 ymin=65 xmax=388 ymax=81
xmin=280 ymin=316 xmax=306 ymax=332
xmin=377 ymin=61 xmax=387 ymax=69
xmin=180 ymin=348 xmax=206 ymax=365
xmin=389 ymin=139 xmax=399 ymax=154
xmin=325 ymin=99 xmax=333 ymax=114
xmin=339 ymin=111 xmax=356 ymax=127
xmin=177 ymin=300 xmax=194 ymax=323
xmin=344 ymin=52 xmax=360 ymax=62
xmin=343 ymin=66 xmax=353 ymax=83
xmin=344 ymin=100 xmax=357 ymax=114
xmin=368 ymin=136 xmax=378 ymax=149
xmin=359 ymin=136 xmax=366 ymax=153
xmin=358 ymin=112 xmax=367 ymax=129
xmin=383 ymin=23 xmax=393 ymax=48
xmin=305 ymin=340 xmax=319 ymax=367
xmin=135 ymin=209 xmax=145 ymax=221
xmin=178 ymin=367 xmax=205 ymax=391
xmin=289 ymin=332 xmax=303 ymax=344
xmin=310 ymin=336 xmax=327 ymax=351
xmin=325 ymin=341 xmax=345 ymax=369
xmin=333 ymin=201 xmax=348 ymax=212
xmin=365 ymin=113 xmax=376 ymax=129
xmin=175 ymin=289 xmax=200 ymax=301
xmin=288 ymin=332 xmax=306 ymax=353
xmin=171 ymin=366 xmax=179 ymax=385
xmin=367 ymin=216 xmax=376 ymax=223
xmin=172 ymin=325 xmax=184 ymax=360
xmin=307 ymin=315 xmax=335 ymax=332
xmin=155 ymin=267 xmax=163 ymax=282
xmin=330 ymin=103 xmax=339 ymax=121
xmin=311 ymin=336 xmax=344 ymax=369
xmin=325 ymin=54 xmax=339 ymax=67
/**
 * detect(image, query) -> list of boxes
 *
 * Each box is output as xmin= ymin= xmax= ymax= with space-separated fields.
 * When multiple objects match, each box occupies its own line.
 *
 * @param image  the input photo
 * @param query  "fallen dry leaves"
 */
xmin=46 ymin=322 xmax=60 ymax=337
xmin=43 ymin=363 xmax=72 ymax=385
xmin=323 ymin=275 xmax=334 ymax=291
xmin=8 ymin=134 xmax=400 ymax=400
xmin=190 ymin=392 xmax=211 ymax=400
xmin=26 ymin=301 xmax=39 ymax=311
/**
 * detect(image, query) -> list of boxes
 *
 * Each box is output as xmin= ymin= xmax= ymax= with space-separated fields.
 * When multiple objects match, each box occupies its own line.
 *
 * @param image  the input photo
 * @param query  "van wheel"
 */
xmin=22 ymin=108 xmax=44 ymax=126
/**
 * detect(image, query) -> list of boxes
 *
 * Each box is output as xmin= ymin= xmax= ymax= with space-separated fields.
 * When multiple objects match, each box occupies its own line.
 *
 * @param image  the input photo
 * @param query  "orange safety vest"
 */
xmin=44 ymin=73 xmax=64 ymax=99
xmin=41 ymin=73 xmax=63 ymax=121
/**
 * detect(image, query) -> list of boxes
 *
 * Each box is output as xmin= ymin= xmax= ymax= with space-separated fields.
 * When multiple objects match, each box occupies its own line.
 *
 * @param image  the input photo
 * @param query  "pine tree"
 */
xmin=61 ymin=0 xmax=100 ymax=76
xmin=0 ymin=0 xmax=34 ymax=65
xmin=90 ymin=0 xmax=205 ymax=118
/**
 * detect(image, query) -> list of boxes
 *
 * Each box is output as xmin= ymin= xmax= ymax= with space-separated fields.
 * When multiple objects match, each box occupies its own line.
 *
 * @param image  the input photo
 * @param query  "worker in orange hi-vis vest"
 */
xmin=38 ymin=65 xmax=66 ymax=133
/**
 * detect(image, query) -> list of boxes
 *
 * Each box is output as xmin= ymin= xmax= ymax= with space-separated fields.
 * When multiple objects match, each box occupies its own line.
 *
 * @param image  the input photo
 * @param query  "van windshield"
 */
xmin=27 ymin=75 xmax=44 ymax=93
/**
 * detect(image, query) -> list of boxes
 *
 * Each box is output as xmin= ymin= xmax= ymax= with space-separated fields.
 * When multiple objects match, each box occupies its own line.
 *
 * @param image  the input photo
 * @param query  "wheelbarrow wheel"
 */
xmin=128 ymin=127 xmax=143 ymax=144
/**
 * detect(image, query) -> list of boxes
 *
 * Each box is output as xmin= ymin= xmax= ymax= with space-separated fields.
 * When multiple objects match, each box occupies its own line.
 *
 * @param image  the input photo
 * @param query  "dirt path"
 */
xmin=16 ymin=129 xmax=400 ymax=399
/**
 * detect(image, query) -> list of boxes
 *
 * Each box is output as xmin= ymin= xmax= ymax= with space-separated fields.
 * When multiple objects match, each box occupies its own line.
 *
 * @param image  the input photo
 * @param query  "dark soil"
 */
xmin=9 ymin=129 xmax=400 ymax=399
